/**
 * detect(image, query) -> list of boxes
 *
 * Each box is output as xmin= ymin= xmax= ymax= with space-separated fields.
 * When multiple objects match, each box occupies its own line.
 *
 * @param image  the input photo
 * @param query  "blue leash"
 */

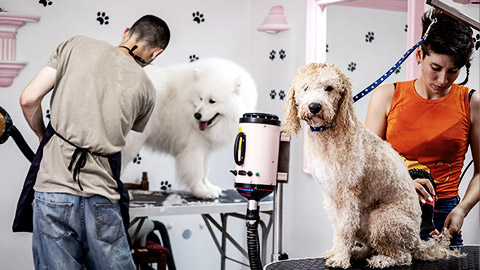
xmin=352 ymin=19 xmax=437 ymax=103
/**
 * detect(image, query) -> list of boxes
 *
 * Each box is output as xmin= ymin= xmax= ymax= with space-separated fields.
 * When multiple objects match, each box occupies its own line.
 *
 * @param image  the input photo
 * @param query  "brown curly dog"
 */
xmin=284 ymin=63 xmax=459 ymax=268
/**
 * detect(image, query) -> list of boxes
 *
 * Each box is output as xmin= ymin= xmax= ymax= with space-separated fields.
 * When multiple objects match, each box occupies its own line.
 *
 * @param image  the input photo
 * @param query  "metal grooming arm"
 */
xmin=427 ymin=0 xmax=480 ymax=31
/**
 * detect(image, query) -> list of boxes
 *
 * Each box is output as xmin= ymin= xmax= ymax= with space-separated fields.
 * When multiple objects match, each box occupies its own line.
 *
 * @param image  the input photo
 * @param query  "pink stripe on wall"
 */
xmin=0 ymin=36 xmax=16 ymax=61
xmin=12 ymin=38 xmax=15 ymax=61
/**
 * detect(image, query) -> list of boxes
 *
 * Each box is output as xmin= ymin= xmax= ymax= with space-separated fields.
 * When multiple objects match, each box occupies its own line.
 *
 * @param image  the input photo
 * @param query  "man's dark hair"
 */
xmin=421 ymin=9 xmax=474 ymax=85
xmin=129 ymin=15 xmax=170 ymax=50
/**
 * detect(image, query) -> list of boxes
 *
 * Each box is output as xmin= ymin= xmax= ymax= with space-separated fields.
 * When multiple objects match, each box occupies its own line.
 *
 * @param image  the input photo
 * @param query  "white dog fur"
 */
xmin=284 ymin=63 xmax=459 ymax=268
xmin=122 ymin=58 xmax=257 ymax=199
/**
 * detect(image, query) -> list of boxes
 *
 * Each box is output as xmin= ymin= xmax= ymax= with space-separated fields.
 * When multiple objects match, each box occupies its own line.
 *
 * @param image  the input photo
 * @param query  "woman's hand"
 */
xmin=413 ymin=178 xmax=436 ymax=204
xmin=443 ymin=205 xmax=466 ymax=236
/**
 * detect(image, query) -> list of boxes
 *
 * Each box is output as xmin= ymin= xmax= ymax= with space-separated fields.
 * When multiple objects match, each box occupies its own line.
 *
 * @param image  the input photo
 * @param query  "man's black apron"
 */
xmin=12 ymin=123 xmax=132 ymax=247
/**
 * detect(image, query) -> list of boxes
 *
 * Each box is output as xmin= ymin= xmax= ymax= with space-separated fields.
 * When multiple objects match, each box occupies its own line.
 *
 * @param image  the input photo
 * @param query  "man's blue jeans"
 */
xmin=32 ymin=191 xmax=135 ymax=270
xmin=420 ymin=196 xmax=463 ymax=246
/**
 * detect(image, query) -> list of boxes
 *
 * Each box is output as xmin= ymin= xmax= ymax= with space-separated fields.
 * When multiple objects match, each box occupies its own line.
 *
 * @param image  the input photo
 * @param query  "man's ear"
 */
xmin=121 ymin=28 xmax=131 ymax=42
xmin=151 ymin=48 xmax=164 ymax=59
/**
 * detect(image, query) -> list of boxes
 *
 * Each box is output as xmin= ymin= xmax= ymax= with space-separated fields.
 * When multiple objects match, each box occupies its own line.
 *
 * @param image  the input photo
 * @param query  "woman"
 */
xmin=365 ymin=9 xmax=478 ymax=246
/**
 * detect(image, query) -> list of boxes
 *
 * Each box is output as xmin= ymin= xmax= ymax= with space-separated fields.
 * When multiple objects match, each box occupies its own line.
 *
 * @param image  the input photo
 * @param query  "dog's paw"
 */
xmin=367 ymin=254 xmax=411 ymax=268
xmin=190 ymin=184 xmax=221 ymax=199
xmin=325 ymin=253 xmax=351 ymax=269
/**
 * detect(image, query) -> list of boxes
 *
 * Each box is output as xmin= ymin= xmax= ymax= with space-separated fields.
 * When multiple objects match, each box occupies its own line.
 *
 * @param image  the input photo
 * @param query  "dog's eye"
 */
xmin=325 ymin=86 xmax=334 ymax=92
xmin=209 ymin=99 xmax=216 ymax=104
xmin=303 ymin=86 xmax=309 ymax=92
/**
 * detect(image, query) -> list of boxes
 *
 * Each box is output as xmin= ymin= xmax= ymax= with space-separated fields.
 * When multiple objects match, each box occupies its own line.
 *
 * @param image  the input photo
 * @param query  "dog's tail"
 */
xmin=412 ymin=229 xmax=464 ymax=261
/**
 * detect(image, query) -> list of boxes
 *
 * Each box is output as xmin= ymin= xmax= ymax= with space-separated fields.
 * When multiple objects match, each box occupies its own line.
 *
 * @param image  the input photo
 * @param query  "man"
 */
xmin=14 ymin=15 xmax=170 ymax=269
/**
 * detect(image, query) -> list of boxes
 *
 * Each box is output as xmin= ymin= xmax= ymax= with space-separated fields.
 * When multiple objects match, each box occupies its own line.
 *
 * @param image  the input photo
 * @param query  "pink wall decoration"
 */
xmin=0 ymin=12 xmax=40 ymax=87
xmin=257 ymin=5 xmax=291 ymax=34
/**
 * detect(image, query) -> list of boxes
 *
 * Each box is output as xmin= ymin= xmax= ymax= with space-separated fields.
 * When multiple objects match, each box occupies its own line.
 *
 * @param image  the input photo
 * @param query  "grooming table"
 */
xmin=264 ymin=245 xmax=479 ymax=270
xmin=129 ymin=189 xmax=274 ymax=270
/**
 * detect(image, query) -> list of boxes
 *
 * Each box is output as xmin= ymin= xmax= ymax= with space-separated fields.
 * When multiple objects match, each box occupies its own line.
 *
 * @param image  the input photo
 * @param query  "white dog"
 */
xmin=122 ymin=58 xmax=257 ymax=199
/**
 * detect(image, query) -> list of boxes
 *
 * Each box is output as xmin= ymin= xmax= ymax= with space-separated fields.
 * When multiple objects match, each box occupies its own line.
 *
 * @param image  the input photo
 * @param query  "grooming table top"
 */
xmin=129 ymin=189 xmax=273 ymax=217
xmin=265 ymin=245 xmax=479 ymax=270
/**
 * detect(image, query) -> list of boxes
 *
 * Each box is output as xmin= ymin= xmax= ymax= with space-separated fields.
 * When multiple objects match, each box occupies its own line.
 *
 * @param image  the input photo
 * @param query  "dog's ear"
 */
xmin=233 ymin=76 xmax=242 ymax=96
xmin=335 ymin=67 xmax=356 ymax=133
xmin=283 ymin=82 xmax=301 ymax=136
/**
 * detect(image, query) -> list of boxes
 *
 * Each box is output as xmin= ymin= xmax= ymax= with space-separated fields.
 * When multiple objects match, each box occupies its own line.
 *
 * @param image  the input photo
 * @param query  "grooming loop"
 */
xmin=352 ymin=18 xmax=437 ymax=103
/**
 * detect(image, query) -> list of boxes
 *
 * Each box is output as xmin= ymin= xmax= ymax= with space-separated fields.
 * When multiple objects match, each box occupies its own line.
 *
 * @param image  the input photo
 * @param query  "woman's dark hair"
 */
xmin=421 ymin=9 xmax=474 ymax=85
xmin=129 ymin=15 xmax=170 ymax=50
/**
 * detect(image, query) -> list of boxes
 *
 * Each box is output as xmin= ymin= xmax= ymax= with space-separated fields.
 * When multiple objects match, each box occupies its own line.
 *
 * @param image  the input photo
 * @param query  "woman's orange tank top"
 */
xmin=386 ymin=80 xmax=471 ymax=199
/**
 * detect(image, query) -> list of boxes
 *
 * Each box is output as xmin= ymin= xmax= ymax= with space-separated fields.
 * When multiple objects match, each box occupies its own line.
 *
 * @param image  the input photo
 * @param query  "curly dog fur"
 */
xmin=284 ymin=63 xmax=460 ymax=268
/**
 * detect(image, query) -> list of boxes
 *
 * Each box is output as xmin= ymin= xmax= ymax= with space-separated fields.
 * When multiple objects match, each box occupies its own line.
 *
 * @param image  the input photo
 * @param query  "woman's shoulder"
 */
xmin=370 ymin=83 xmax=396 ymax=104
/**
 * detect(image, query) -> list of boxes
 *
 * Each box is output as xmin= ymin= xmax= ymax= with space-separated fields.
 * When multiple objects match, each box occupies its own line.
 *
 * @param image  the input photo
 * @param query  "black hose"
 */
xmin=8 ymin=126 xmax=35 ymax=163
xmin=151 ymin=220 xmax=176 ymax=270
xmin=409 ymin=169 xmax=436 ymax=235
xmin=246 ymin=221 xmax=262 ymax=270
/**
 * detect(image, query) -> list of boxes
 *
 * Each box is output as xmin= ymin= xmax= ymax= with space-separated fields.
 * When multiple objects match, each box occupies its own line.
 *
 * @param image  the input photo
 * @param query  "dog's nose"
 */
xmin=308 ymin=103 xmax=322 ymax=114
xmin=194 ymin=112 xmax=202 ymax=120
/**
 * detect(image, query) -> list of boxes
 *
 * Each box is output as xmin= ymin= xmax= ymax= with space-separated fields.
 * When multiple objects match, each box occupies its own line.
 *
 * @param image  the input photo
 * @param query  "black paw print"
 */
xmin=404 ymin=24 xmax=408 ymax=32
xmin=278 ymin=90 xmax=286 ymax=100
xmin=45 ymin=109 xmax=50 ymax=119
xmin=133 ymin=153 xmax=142 ymax=164
xmin=279 ymin=49 xmax=286 ymax=60
xmin=39 ymin=0 xmax=53 ymax=7
xmin=193 ymin=12 xmax=205 ymax=24
xmin=395 ymin=66 xmax=401 ymax=74
xmin=348 ymin=62 xmax=357 ymax=72
xmin=269 ymin=50 xmax=276 ymax=61
xmin=97 ymin=12 xmax=109 ymax=25
xmin=365 ymin=32 xmax=374 ymax=43
xmin=474 ymin=34 xmax=480 ymax=51
xmin=160 ymin=181 xmax=172 ymax=192
xmin=189 ymin=55 xmax=199 ymax=62
xmin=269 ymin=90 xmax=276 ymax=99
xmin=326 ymin=44 xmax=329 ymax=53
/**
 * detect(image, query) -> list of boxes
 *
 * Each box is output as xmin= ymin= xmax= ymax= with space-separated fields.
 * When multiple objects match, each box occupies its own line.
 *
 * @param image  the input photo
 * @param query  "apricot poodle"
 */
xmin=284 ymin=63 xmax=459 ymax=268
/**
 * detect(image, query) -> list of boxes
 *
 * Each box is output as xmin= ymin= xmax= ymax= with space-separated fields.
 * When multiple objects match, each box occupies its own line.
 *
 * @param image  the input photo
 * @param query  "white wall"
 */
xmin=0 ymin=0 xmax=478 ymax=269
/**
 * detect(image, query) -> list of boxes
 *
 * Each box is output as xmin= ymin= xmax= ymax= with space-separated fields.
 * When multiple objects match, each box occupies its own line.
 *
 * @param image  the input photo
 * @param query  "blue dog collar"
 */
xmin=309 ymin=125 xmax=332 ymax=132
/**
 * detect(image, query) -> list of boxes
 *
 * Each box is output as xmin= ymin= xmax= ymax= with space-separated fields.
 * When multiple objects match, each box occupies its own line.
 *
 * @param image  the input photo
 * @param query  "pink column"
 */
xmin=406 ymin=0 xmax=425 ymax=80
xmin=0 ymin=13 xmax=39 ymax=87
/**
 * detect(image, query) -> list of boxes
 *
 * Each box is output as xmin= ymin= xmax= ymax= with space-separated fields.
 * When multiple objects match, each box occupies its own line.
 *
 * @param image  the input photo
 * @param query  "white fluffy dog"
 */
xmin=284 ymin=63 xmax=458 ymax=268
xmin=122 ymin=58 xmax=257 ymax=199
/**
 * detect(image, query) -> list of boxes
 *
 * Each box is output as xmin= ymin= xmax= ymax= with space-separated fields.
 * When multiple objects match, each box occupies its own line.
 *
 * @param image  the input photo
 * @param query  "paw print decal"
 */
xmin=160 ymin=181 xmax=172 ymax=192
xmin=278 ymin=90 xmax=286 ymax=100
xmin=193 ymin=12 xmax=205 ymax=24
xmin=348 ymin=62 xmax=357 ymax=72
xmin=365 ymin=32 xmax=374 ymax=43
xmin=326 ymin=44 xmax=329 ymax=53
xmin=269 ymin=50 xmax=276 ymax=61
xmin=133 ymin=153 xmax=142 ymax=164
xmin=404 ymin=24 xmax=408 ymax=32
xmin=395 ymin=66 xmax=401 ymax=74
xmin=189 ymin=55 xmax=199 ymax=62
xmin=97 ymin=12 xmax=109 ymax=25
xmin=279 ymin=49 xmax=286 ymax=60
xmin=474 ymin=34 xmax=480 ymax=51
xmin=45 ymin=109 xmax=51 ymax=119
xmin=269 ymin=90 xmax=276 ymax=100
xmin=39 ymin=0 xmax=53 ymax=7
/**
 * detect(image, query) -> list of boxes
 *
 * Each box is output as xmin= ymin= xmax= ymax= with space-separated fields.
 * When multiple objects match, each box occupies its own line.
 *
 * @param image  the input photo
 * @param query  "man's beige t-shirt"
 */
xmin=34 ymin=35 xmax=156 ymax=202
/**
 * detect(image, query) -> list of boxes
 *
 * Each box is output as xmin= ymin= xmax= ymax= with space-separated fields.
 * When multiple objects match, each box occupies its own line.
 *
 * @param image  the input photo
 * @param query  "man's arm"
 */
xmin=19 ymin=66 xmax=57 ymax=142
